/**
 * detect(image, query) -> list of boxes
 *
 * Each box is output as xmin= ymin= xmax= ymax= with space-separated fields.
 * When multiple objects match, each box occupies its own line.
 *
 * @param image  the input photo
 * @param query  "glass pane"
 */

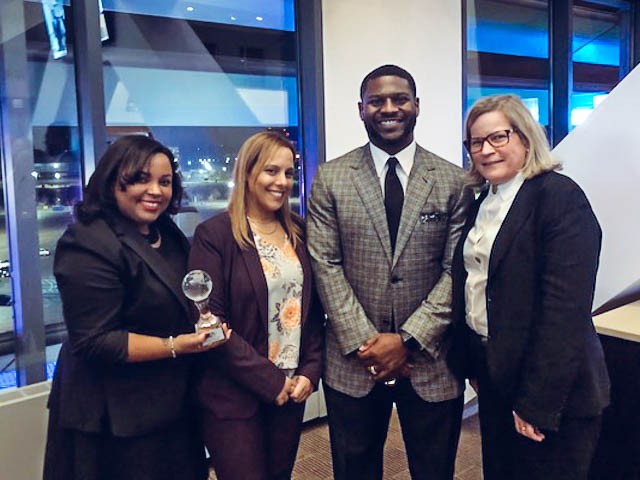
xmin=102 ymin=0 xmax=295 ymax=31
xmin=0 ymin=150 xmax=13 ymax=388
xmin=101 ymin=1 xmax=301 ymax=237
xmin=466 ymin=0 xmax=550 ymax=137
xmin=571 ymin=1 xmax=630 ymax=128
xmin=26 ymin=0 xmax=81 ymax=358
xmin=0 ymin=0 xmax=81 ymax=389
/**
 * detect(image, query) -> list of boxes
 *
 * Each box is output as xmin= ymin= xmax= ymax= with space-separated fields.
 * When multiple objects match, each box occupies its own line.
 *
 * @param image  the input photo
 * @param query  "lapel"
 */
xmin=462 ymin=188 xmax=487 ymax=245
xmin=392 ymin=147 xmax=435 ymax=267
xmin=350 ymin=145 xmax=393 ymax=265
xmin=488 ymin=176 xmax=541 ymax=277
xmin=240 ymin=224 xmax=270 ymax=330
xmin=109 ymin=215 xmax=191 ymax=318
xmin=295 ymin=240 xmax=312 ymax=325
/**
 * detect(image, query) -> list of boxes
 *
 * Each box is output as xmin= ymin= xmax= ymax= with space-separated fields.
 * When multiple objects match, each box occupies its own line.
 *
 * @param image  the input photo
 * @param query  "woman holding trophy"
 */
xmin=44 ymin=135 xmax=228 ymax=480
xmin=189 ymin=131 xmax=324 ymax=480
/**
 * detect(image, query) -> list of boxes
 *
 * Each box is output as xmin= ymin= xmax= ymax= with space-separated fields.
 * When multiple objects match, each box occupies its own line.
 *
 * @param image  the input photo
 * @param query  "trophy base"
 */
xmin=202 ymin=326 xmax=226 ymax=346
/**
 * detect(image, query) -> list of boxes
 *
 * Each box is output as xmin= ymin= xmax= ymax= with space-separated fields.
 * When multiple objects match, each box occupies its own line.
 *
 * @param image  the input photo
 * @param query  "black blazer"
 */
xmin=188 ymin=212 xmax=324 ymax=420
xmin=49 ymin=214 xmax=197 ymax=436
xmin=452 ymin=171 xmax=610 ymax=431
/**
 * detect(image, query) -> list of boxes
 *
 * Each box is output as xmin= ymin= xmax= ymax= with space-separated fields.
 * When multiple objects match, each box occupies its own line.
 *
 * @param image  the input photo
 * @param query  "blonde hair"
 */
xmin=464 ymin=94 xmax=561 ymax=188
xmin=227 ymin=131 xmax=301 ymax=249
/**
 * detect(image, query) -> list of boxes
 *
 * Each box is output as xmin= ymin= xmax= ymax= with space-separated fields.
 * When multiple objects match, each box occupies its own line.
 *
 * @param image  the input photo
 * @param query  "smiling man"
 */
xmin=307 ymin=65 xmax=471 ymax=480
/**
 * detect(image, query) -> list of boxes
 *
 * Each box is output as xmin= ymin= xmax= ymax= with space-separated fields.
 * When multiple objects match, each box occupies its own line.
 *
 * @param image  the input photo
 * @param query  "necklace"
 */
xmin=141 ymin=225 xmax=160 ymax=245
xmin=247 ymin=216 xmax=278 ymax=235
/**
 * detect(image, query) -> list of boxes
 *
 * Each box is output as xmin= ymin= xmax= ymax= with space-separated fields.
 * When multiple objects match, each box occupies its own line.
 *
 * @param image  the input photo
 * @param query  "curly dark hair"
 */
xmin=75 ymin=135 xmax=183 ymax=223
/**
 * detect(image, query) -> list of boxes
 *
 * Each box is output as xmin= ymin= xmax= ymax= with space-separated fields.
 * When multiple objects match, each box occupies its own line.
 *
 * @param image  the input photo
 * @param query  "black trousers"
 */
xmin=43 ymin=415 xmax=207 ymax=480
xmin=324 ymin=380 xmax=463 ymax=480
xmin=466 ymin=329 xmax=602 ymax=480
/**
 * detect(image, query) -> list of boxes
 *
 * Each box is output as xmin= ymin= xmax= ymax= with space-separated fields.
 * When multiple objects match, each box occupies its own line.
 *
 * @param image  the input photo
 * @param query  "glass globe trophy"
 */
xmin=182 ymin=270 xmax=225 ymax=346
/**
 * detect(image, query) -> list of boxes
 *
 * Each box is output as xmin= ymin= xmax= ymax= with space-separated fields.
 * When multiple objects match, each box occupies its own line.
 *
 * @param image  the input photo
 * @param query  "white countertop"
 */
xmin=593 ymin=301 xmax=640 ymax=343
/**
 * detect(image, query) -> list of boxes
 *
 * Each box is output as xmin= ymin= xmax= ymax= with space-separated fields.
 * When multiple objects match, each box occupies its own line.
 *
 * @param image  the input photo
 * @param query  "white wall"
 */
xmin=554 ymin=64 xmax=640 ymax=311
xmin=322 ymin=0 xmax=463 ymax=165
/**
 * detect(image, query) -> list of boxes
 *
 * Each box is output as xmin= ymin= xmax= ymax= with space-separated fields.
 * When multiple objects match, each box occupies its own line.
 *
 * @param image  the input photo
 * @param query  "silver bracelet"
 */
xmin=168 ymin=335 xmax=177 ymax=359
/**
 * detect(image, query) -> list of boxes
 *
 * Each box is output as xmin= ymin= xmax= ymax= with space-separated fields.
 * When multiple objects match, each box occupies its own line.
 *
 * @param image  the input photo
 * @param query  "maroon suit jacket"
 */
xmin=188 ymin=212 xmax=324 ymax=419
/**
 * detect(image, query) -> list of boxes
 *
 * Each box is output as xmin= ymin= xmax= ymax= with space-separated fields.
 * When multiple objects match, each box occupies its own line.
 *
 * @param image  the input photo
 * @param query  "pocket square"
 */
xmin=420 ymin=211 xmax=447 ymax=223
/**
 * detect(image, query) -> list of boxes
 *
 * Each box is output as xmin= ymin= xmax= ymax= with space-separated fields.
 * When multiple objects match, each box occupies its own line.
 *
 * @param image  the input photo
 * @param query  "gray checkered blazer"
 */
xmin=307 ymin=144 xmax=471 ymax=401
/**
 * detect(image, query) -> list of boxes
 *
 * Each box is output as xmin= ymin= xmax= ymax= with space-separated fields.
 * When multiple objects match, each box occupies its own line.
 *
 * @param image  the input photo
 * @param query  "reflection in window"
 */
xmin=465 ymin=0 xmax=550 ymax=131
xmin=101 ymin=2 xmax=301 ymax=237
xmin=571 ymin=1 xmax=630 ymax=127
xmin=0 ymin=1 xmax=82 ymax=389
xmin=26 ymin=0 xmax=82 ymax=352
xmin=0 ymin=152 xmax=14 ymax=388
xmin=101 ymin=0 xmax=295 ymax=31
xmin=465 ymin=0 xmax=633 ymax=139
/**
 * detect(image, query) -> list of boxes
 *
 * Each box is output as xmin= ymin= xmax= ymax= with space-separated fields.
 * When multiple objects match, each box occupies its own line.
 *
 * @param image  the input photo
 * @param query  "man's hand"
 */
xmin=357 ymin=333 xmax=410 ymax=382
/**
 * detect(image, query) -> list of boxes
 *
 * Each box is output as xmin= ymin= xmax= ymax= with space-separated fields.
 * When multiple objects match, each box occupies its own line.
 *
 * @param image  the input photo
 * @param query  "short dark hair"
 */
xmin=360 ymin=64 xmax=417 ymax=100
xmin=75 ymin=135 xmax=183 ymax=223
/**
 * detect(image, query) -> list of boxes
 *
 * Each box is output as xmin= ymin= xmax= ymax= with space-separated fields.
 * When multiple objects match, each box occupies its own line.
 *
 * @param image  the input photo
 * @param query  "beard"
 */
xmin=363 ymin=115 xmax=417 ymax=153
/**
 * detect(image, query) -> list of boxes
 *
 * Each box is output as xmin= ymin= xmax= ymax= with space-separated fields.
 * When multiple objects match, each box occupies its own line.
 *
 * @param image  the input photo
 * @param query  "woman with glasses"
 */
xmin=452 ymin=94 xmax=610 ymax=479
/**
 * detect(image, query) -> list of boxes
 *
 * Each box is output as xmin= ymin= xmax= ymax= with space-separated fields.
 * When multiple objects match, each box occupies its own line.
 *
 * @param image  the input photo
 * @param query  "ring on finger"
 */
xmin=368 ymin=365 xmax=377 ymax=375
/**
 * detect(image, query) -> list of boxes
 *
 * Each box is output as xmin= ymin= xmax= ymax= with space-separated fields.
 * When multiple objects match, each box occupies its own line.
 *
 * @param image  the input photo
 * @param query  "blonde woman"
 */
xmin=452 ymin=94 xmax=610 ymax=479
xmin=189 ymin=131 xmax=324 ymax=480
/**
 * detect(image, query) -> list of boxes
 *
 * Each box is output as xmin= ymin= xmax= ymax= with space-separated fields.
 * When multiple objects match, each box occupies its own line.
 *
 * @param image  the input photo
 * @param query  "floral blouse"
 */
xmin=253 ymin=233 xmax=303 ymax=374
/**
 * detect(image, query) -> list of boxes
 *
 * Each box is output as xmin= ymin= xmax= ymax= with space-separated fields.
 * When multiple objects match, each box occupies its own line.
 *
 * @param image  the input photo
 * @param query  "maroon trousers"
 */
xmin=202 ymin=401 xmax=305 ymax=480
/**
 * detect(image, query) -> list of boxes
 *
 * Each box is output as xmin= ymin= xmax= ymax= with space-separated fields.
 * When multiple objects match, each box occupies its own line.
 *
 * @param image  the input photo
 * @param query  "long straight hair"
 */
xmin=227 ymin=131 xmax=301 ymax=249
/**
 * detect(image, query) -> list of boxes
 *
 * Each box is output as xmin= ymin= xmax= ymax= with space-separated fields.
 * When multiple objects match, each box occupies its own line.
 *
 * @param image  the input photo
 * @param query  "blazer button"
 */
xmin=391 ymin=275 xmax=402 ymax=283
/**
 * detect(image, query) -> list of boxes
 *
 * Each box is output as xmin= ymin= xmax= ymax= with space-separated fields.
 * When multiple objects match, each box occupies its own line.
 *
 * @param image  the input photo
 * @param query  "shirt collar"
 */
xmin=489 ymin=172 xmax=525 ymax=202
xmin=369 ymin=141 xmax=416 ymax=178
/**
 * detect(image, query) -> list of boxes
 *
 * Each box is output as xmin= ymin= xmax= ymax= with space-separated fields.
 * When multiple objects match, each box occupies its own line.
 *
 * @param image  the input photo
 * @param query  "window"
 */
xmin=0 ymin=163 xmax=13 ymax=388
xmin=101 ymin=1 xmax=301 ymax=237
xmin=0 ymin=0 xmax=320 ymax=390
xmin=466 ymin=0 xmax=550 ymax=130
xmin=571 ymin=1 xmax=631 ymax=127
xmin=465 ymin=0 xmax=635 ymax=146
xmin=0 ymin=0 xmax=80 ymax=388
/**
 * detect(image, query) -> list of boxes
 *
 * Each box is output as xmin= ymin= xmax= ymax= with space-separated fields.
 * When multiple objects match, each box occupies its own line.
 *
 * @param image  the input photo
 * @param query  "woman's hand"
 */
xmin=174 ymin=323 xmax=232 ymax=354
xmin=274 ymin=376 xmax=295 ymax=406
xmin=290 ymin=375 xmax=313 ymax=403
xmin=513 ymin=410 xmax=545 ymax=442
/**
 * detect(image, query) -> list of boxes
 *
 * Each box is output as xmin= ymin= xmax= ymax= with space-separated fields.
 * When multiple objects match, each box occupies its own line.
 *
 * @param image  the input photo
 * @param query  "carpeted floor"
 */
xmin=209 ymin=411 xmax=483 ymax=479
xmin=292 ymin=411 xmax=482 ymax=480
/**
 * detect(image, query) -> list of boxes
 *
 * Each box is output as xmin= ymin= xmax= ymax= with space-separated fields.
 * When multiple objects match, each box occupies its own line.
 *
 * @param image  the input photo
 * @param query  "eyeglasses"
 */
xmin=465 ymin=129 xmax=517 ymax=154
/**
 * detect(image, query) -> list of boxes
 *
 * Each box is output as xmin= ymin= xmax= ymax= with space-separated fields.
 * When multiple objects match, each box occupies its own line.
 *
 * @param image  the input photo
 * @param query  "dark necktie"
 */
xmin=384 ymin=157 xmax=404 ymax=252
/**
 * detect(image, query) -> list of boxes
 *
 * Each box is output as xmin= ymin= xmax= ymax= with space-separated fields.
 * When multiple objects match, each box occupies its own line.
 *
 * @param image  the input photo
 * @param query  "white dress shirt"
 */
xmin=369 ymin=141 xmax=416 ymax=194
xmin=464 ymin=173 xmax=525 ymax=337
